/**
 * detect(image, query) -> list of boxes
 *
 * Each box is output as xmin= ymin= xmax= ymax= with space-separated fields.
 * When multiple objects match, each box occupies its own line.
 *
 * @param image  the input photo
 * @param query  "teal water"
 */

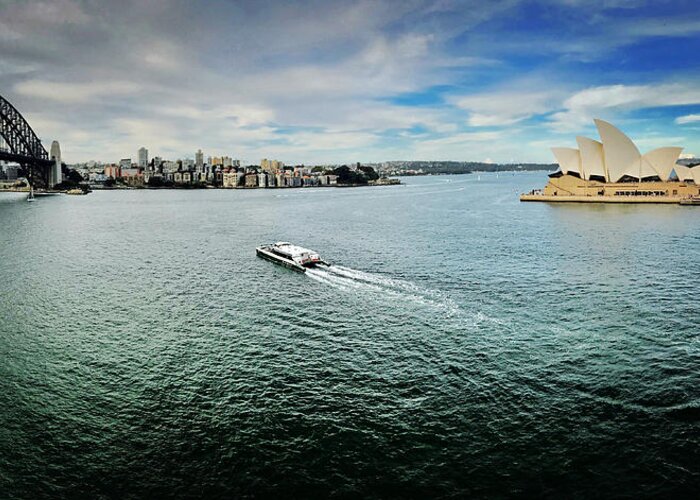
xmin=1 ymin=172 xmax=698 ymax=498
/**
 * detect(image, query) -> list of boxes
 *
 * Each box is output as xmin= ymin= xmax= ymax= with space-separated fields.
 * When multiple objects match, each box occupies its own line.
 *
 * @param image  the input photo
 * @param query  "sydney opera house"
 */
xmin=521 ymin=119 xmax=700 ymax=203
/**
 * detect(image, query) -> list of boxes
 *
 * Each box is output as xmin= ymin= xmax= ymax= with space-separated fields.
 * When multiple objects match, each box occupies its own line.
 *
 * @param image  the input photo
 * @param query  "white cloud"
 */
xmin=675 ymin=114 xmax=700 ymax=125
xmin=14 ymin=80 xmax=142 ymax=103
xmin=452 ymin=90 xmax=557 ymax=126
xmin=3 ymin=0 xmax=699 ymax=164
xmin=550 ymin=83 xmax=700 ymax=130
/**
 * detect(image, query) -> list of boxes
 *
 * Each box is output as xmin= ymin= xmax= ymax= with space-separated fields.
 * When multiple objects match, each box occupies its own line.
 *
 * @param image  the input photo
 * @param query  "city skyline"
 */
xmin=2 ymin=0 xmax=700 ymax=164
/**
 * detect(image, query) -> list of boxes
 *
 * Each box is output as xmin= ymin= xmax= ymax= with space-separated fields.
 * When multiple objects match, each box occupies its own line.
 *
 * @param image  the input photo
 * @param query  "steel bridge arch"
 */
xmin=0 ymin=94 xmax=49 ymax=161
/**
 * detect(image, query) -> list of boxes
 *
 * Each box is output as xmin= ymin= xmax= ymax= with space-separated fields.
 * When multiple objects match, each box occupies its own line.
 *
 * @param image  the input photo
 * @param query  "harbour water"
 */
xmin=1 ymin=172 xmax=698 ymax=497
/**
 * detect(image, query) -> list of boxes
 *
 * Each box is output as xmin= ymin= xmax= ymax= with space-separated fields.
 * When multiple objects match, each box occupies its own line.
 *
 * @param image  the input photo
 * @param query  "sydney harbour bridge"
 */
xmin=0 ymin=93 xmax=60 ymax=188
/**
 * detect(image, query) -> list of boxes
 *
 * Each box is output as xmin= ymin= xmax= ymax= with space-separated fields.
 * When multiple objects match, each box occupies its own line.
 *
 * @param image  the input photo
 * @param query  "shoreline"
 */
xmin=0 ymin=180 xmax=402 ymax=193
xmin=520 ymin=194 xmax=687 ymax=204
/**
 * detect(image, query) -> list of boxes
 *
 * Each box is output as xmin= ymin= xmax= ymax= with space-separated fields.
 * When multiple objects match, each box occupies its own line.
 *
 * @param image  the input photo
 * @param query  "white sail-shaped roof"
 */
xmin=641 ymin=147 xmax=684 ymax=181
xmin=674 ymin=164 xmax=693 ymax=181
xmin=595 ymin=119 xmax=641 ymax=182
xmin=576 ymin=136 xmax=607 ymax=181
xmin=691 ymin=166 xmax=700 ymax=184
xmin=642 ymin=147 xmax=683 ymax=181
xmin=635 ymin=157 xmax=663 ymax=179
xmin=551 ymin=147 xmax=581 ymax=176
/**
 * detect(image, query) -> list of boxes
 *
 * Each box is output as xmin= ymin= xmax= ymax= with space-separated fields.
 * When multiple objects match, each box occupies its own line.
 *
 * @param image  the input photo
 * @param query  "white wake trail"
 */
xmin=307 ymin=264 xmax=509 ymax=326
xmin=308 ymin=265 xmax=468 ymax=317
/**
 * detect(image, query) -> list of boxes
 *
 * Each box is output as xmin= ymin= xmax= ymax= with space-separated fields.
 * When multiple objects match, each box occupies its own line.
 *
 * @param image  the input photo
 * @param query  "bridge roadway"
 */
xmin=1 ymin=93 xmax=56 ymax=188
xmin=0 ymin=150 xmax=54 ymax=167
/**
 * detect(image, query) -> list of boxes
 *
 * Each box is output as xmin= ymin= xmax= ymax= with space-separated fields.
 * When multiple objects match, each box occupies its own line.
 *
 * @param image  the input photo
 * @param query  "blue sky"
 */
xmin=1 ymin=0 xmax=700 ymax=163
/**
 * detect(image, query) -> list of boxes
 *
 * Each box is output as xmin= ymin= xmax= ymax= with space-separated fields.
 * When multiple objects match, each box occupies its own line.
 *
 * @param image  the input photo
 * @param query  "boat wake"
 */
xmin=306 ymin=265 xmax=501 ymax=325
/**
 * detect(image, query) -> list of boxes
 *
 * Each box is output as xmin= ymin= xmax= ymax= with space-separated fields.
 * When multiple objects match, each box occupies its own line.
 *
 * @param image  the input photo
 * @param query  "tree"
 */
xmin=333 ymin=165 xmax=367 ymax=185
xmin=147 ymin=176 xmax=165 ymax=187
xmin=359 ymin=166 xmax=379 ymax=181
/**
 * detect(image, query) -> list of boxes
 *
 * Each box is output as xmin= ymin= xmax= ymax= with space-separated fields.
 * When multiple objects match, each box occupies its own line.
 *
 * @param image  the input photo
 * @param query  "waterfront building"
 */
xmin=104 ymin=165 xmax=120 ymax=179
xmin=319 ymin=174 xmax=338 ymax=185
xmin=222 ymin=171 xmax=238 ymax=188
xmin=163 ymin=160 xmax=178 ymax=173
xmin=89 ymin=172 xmax=108 ymax=183
xmin=522 ymin=119 xmax=700 ymax=203
xmin=138 ymin=147 xmax=148 ymax=169
xmin=244 ymin=172 xmax=258 ymax=188
xmin=294 ymin=166 xmax=310 ymax=176
xmin=121 ymin=167 xmax=139 ymax=178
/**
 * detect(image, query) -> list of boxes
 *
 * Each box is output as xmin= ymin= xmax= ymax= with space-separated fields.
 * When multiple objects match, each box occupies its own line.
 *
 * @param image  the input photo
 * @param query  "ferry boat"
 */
xmin=256 ymin=242 xmax=329 ymax=272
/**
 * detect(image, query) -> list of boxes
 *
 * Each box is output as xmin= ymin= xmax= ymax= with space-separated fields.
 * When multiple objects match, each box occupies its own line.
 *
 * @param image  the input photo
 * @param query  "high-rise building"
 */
xmin=195 ymin=149 xmax=204 ymax=171
xmin=138 ymin=147 xmax=148 ymax=169
xmin=119 ymin=158 xmax=132 ymax=170
xmin=261 ymin=158 xmax=283 ymax=173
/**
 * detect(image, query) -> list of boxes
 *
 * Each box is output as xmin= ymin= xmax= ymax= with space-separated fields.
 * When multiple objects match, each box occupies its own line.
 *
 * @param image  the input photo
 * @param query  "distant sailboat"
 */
xmin=27 ymin=186 xmax=35 ymax=202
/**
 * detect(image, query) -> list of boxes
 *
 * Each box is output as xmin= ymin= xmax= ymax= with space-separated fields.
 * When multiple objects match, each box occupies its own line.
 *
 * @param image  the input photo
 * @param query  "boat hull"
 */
xmin=256 ymin=247 xmax=307 ymax=272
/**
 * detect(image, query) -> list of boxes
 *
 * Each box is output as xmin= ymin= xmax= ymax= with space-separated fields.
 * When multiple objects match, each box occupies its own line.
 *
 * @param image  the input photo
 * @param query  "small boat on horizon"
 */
xmin=256 ymin=242 xmax=329 ymax=273
xmin=27 ymin=187 xmax=35 ymax=202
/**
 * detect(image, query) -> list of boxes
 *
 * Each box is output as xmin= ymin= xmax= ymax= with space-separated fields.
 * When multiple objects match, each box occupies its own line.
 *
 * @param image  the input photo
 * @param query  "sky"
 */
xmin=1 ymin=0 xmax=700 ymax=164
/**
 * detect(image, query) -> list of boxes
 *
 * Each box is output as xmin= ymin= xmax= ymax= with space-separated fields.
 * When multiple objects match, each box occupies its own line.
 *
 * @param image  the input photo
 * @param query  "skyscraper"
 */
xmin=195 ymin=149 xmax=204 ymax=172
xmin=138 ymin=147 xmax=148 ymax=169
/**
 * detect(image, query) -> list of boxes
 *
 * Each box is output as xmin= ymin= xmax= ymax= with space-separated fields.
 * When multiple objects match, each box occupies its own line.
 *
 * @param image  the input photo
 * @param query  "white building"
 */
xmin=163 ymin=160 xmax=178 ymax=173
xmin=551 ymin=119 xmax=685 ymax=182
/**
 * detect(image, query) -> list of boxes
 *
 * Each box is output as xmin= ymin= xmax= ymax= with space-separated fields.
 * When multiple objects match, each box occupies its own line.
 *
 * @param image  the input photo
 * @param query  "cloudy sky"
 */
xmin=1 ymin=0 xmax=700 ymax=164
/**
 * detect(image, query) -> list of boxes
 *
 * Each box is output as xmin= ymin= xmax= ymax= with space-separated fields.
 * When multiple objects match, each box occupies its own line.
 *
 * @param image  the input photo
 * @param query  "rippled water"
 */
xmin=1 ymin=173 xmax=698 ymax=498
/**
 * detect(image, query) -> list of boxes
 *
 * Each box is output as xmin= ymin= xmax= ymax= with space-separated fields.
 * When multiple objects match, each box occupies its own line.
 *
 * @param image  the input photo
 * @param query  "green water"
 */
xmin=1 ymin=173 xmax=698 ymax=497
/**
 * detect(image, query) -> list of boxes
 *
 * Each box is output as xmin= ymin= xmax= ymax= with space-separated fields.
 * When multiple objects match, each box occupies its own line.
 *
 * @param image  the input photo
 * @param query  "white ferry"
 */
xmin=256 ymin=242 xmax=329 ymax=272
